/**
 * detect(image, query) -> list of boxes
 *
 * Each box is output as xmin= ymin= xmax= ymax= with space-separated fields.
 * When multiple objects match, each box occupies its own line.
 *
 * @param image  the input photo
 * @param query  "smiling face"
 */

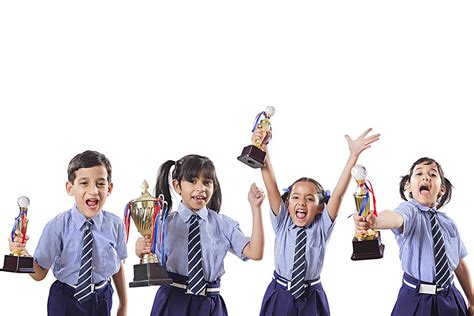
xmin=287 ymin=181 xmax=324 ymax=227
xmin=66 ymin=165 xmax=113 ymax=218
xmin=173 ymin=175 xmax=214 ymax=212
xmin=406 ymin=162 xmax=445 ymax=208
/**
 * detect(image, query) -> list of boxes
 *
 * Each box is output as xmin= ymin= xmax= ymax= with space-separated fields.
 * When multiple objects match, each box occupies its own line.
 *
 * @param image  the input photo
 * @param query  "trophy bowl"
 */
xmin=125 ymin=181 xmax=172 ymax=287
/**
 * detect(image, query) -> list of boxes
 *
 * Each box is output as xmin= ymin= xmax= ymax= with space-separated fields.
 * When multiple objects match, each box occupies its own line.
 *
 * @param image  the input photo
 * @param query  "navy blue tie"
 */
xmin=429 ymin=211 xmax=451 ymax=288
xmin=290 ymin=228 xmax=307 ymax=299
xmin=187 ymin=214 xmax=206 ymax=295
xmin=74 ymin=219 xmax=94 ymax=303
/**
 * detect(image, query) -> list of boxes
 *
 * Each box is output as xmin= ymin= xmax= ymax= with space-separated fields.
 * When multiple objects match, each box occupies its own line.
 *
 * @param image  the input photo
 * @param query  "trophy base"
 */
xmin=129 ymin=263 xmax=173 ymax=288
xmin=0 ymin=254 xmax=35 ymax=273
xmin=351 ymin=233 xmax=385 ymax=261
xmin=237 ymin=145 xmax=266 ymax=169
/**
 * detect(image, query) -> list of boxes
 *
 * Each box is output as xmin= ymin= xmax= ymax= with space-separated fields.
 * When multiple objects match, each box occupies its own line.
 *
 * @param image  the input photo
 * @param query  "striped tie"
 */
xmin=290 ymin=228 xmax=307 ymax=299
xmin=187 ymin=214 xmax=206 ymax=295
xmin=429 ymin=211 xmax=452 ymax=289
xmin=74 ymin=219 xmax=94 ymax=303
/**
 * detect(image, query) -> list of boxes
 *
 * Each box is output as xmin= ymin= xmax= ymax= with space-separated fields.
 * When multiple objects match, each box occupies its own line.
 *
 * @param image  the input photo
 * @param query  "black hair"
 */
xmin=399 ymin=157 xmax=453 ymax=209
xmin=281 ymin=177 xmax=329 ymax=205
xmin=67 ymin=150 xmax=112 ymax=183
xmin=155 ymin=154 xmax=222 ymax=213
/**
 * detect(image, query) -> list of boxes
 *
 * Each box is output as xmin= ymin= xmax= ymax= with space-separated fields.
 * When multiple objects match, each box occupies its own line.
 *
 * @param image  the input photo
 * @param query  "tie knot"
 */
xmin=85 ymin=219 xmax=93 ymax=229
xmin=190 ymin=214 xmax=199 ymax=223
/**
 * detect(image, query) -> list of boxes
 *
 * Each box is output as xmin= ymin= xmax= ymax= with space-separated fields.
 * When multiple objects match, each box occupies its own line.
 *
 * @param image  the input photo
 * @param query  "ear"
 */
xmin=66 ymin=181 xmax=74 ymax=196
xmin=404 ymin=180 xmax=412 ymax=193
xmin=107 ymin=182 xmax=114 ymax=196
xmin=172 ymin=179 xmax=181 ymax=194
xmin=438 ymin=184 xmax=446 ymax=197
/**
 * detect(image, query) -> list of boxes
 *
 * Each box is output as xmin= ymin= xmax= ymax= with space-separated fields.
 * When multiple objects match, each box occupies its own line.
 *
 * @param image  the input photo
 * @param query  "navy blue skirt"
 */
xmin=47 ymin=280 xmax=113 ymax=316
xmin=391 ymin=273 xmax=468 ymax=316
xmin=151 ymin=272 xmax=227 ymax=316
xmin=259 ymin=272 xmax=330 ymax=316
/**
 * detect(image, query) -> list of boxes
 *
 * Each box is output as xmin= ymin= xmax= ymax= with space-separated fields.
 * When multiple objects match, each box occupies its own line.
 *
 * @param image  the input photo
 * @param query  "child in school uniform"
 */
xmin=354 ymin=157 xmax=474 ymax=315
xmin=9 ymin=150 xmax=128 ymax=316
xmin=253 ymin=127 xmax=379 ymax=316
xmin=135 ymin=154 xmax=265 ymax=316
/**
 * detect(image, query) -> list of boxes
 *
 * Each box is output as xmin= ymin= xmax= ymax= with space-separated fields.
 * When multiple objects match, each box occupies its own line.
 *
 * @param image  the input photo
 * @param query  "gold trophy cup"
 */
xmin=1 ymin=196 xmax=35 ymax=273
xmin=237 ymin=106 xmax=275 ymax=168
xmin=125 ymin=181 xmax=172 ymax=287
xmin=350 ymin=165 xmax=384 ymax=260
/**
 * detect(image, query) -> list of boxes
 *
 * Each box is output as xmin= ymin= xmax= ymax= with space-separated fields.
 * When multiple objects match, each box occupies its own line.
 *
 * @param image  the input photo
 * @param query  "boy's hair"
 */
xmin=281 ymin=177 xmax=329 ymax=205
xmin=155 ymin=154 xmax=222 ymax=213
xmin=67 ymin=150 xmax=112 ymax=183
xmin=399 ymin=157 xmax=453 ymax=209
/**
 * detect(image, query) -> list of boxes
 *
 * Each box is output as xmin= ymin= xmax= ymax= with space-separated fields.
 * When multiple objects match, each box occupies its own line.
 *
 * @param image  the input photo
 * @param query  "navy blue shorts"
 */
xmin=391 ymin=273 xmax=468 ymax=316
xmin=259 ymin=272 xmax=330 ymax=316
xmin=47 ymin=280 xmax=113 ymax=316
xmin=150 ymin=272 xmax=227 ymax=316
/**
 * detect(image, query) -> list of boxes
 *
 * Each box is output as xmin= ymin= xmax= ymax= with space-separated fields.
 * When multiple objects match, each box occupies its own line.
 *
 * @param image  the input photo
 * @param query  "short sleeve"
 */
xmin=34 ymin=219 xmax=62 ymax=270
xmin=221 ymin=214 xmax=250 ymax=261
xmin=392 ymin=201 xmax=413 ymax=236
xmin=319 ymin=206 xmax=336 ymax=239
xmin=115 ymin=220 xmax=128 ymax=261
xmin=270 ymin=199 xmax=289 ymax=232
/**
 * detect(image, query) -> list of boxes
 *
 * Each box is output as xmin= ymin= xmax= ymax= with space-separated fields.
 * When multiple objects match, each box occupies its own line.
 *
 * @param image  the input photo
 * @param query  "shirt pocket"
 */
xmin=103 ymin=242 xmax=120 ymax=277
xmin=306 ymin=244 xmax=323 ymax=277
xmin=445 ymin=236 xmax=461 ymax=269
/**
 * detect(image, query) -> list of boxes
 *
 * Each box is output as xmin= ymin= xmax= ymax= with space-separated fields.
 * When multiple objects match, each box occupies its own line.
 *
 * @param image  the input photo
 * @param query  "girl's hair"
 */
xmin=281 ymin=177 xmax=329 ymax=205
xmin=155 ymin=154 xmax=222 ymax=213
xmin=399 ymin=157 xmax=453 ymax=209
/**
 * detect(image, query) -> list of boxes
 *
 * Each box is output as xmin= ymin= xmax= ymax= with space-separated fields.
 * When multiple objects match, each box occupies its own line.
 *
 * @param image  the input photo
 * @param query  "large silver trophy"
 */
xmin=124 ymin=181 xmax=172 ymax=287
xmin=351 ymin=165 xmax=384 ymax=260
xmin=237 ymin=106 xmax=275 ymax=168
xmin=1 ymin=196 xmax=35 ymax=273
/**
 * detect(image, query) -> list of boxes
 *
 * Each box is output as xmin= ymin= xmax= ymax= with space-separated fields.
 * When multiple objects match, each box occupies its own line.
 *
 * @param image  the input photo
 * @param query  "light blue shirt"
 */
xmin=272 ymin=200 xmax=335 ymax=281
xmin=34 ymin=205 xmax=127 ymax=284
xmin=392 ymin=199 xmax=468 ymax=283
xmin=156 ymin=202 xmax=250 ymax=282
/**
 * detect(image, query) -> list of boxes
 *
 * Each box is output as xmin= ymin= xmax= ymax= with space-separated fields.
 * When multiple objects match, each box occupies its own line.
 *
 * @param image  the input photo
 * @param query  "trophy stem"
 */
xmin=140 ymin=253 xmax=158 ymax=264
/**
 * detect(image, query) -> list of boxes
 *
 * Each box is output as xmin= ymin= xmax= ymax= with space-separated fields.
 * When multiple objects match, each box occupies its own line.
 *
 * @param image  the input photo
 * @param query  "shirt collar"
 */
xmin=71 ymin=204 xmax=104 ymax=230
xmin=408 ymin=199 xmax=437 ymax=213
xmin=177 ymin=202 xmax=208 ymax=223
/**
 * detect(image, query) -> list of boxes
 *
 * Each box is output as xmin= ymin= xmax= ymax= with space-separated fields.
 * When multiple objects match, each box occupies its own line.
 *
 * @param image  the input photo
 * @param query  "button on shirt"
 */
xmin=272 ymin=200 xmax=335 ymax=281
xmin=392 ymin=199 xmax=467 ymax=283
xmin=34 ymin=205 xmax=128 ymax=284
xmin=156 ymin=202 xmax=250 ymax=282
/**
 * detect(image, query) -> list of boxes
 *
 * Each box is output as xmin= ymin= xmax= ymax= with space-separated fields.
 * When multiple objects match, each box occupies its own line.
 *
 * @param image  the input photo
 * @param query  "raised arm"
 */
xmin=354 ymin=210 xmax=404 ymax=234
xmin=327 ymin=128 xmax=380 ymax=220
xmin=252 ymin=127 xmax=281 ymax=215
xmin=242 ymin=183 xmax=265 ymax=260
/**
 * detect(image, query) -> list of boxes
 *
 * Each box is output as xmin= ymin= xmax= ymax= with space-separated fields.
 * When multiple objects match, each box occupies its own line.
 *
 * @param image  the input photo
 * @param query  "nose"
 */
xmin=88 ymin=184 xmax=99 ymax=195
xmin=421 ymin=173 xmax=430 ymax=181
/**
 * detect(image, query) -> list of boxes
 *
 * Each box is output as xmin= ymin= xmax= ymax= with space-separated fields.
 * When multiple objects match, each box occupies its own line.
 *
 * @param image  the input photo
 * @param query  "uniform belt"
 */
xmin=273 ymin=272 xmax=321 ymax=291
xmin=67 ymin=279 xmax=109 ymax=293
xmin=170 ymin=281 xmax=220 ymax=296
xmin=403 ymin=278 xmax=454 ymax=295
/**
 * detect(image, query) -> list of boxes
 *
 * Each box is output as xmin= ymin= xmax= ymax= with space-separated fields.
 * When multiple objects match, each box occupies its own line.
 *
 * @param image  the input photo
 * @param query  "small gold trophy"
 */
xmin=237 ymin=106 xmax=275 ymax=168
xmin=350 ymin=165 xmax=384 ymax=260
xmin=124 ymin=181 xmax=172 ymax=287
xmin=1 ymin=196 xmax=35 ymax=273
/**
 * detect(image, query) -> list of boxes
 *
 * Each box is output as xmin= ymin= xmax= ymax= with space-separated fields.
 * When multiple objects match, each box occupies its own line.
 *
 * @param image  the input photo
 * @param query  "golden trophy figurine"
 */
xmin=237 ymin=106 xmax=275 ymax=168
xmin=124 ymin=180 xmax=172 ymax=287
xmin=1 ymin=196 xmax=35 ymax=273
xmin=350 ymin=165 xmax=385 ymax=260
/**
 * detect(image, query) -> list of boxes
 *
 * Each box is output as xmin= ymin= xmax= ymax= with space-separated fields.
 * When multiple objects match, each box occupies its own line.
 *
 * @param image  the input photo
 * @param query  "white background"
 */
xmin=1 ymin=1 xmax=473 ymax=315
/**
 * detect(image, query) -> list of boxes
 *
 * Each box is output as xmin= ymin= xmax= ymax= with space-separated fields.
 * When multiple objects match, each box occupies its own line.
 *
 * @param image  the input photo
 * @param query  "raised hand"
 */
xmin=248 ymin=183 xmax=266 ymax=208
xmin=345 ymin=128 xmax=380 ymax=158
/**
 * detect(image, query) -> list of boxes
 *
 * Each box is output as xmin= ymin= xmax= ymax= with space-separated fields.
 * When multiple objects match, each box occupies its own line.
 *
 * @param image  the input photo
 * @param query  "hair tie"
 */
xmin=282 ymin=186 xmax=291 ymax=193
